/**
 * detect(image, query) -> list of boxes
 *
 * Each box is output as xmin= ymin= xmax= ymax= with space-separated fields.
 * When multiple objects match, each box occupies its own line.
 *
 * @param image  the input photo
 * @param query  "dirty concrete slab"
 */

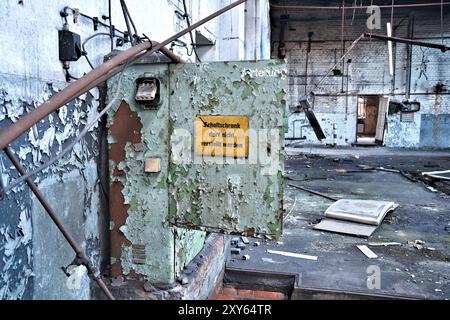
xmin=226 ymin=146 xmax=450 ymax=299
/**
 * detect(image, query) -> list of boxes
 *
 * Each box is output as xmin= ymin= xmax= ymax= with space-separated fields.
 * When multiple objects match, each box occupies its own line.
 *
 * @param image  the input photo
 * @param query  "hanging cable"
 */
xmin=109 ymin=0 xmax=113 ymax=51
xmin=82 ymin=32 xmax=126 ymax=70
xmin=310 ymin=33 xmax=365 ymax=95
xmin=121 ymin=0 xmax=139 ymax=43
xmin=182 ymin=0 xmax=202 ymax=62
xmin=120 ymin=0 xmax=134 ymax=45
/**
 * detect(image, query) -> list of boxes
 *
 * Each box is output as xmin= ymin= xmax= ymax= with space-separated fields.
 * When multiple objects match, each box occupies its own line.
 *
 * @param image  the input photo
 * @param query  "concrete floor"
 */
xmin=226 ymin=146 xmax=450 ymax=299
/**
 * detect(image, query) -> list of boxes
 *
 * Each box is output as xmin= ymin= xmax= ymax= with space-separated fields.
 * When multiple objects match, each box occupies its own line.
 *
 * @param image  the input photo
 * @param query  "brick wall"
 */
xmin=272 ymin=7 xmax=450 ymax=148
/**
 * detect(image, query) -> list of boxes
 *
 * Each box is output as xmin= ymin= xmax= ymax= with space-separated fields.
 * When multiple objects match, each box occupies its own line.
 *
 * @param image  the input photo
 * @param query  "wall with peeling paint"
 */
xmin=1 ymin=0 xmax=271 ymax=299
xmin=273 ymin=9 xmax=450 ymax=148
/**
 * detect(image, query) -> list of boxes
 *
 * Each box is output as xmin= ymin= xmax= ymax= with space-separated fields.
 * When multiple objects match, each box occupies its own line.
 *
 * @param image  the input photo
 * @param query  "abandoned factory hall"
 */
xmin=0 ymin=0 xmax=449 ymax=304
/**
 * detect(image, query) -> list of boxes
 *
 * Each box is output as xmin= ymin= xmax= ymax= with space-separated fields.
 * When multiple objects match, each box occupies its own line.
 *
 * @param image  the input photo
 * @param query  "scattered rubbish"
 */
xmin=267 ymin=249 xmax=318 ymax=261
xmin=422 ymin=169 xmax=450 ymax=181
xmin=357 ymin=245 xmax=378 ymax=259
xmin=242 ymin=255 xmax=250 ymax=261
xmin=377 ymin=166 xmax=400 ymax=173
xmin=314 ymin=199 xmax=398 ymax=238
xmin=237 ymin=242 xmax=246 ymax=250
xmin=287 ymin=183 xmax=338 ymax=201
xmin=407 ymin=240 xmax=425 ymax=250
xmin=314 ymin=219 xmax=377 ymax=238
xmin=333 ymin=168 xmax=376 ymax=174
xmin=368 ymin=242 xmax=402 ymax=247
xmin=254 ymin=241 xmax=261 ymax=247
xmin=299 ymin=96 xmax=326 ymax=141
xmin=325 ymin=199 xmax=398 ymax=226
xmin=426 ymin=186 xmax=438 ymax=192
xmin=435 ymin=288 xmax=442 ymax=292
xmin=231 ymin=248 xmax=241 ymax=255
xmin=276 ymin=241 xmax=284 ymax=245
xmin=241 ymin=236 xmax=249 ymax=244
xmin=230 ymin=237 xmax=246 ymax=253
xmin=230 ymin=237 xmax=239 ymax=247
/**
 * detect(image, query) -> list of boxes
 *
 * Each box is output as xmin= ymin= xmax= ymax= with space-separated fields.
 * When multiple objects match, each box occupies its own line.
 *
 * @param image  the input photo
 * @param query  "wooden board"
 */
xmin=314 ymin=219 xmax=378 ymax=238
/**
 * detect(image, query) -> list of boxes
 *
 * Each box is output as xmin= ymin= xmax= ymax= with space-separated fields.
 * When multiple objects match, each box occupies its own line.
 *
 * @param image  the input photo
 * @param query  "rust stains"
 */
xmin=109 ymin=101 xmax=143 ymax=277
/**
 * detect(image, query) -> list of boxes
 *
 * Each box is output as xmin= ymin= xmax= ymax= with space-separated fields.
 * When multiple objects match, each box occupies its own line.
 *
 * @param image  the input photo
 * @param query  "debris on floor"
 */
xmin=314 ymin=199 xmax=398 ymax=238
xmin=368 ymin=242 xmax=402 ymax=247
xmin=267 ymin=249 xmax=318 ymax=261
xmin=228 ymin=148 xmax=450 ymax=299
xmin=422 ymin=169 xmax=450 ymax=181
xmin=356 ymin=245 xmax=378 ymax=259
xmin=230 ymin=237 xmax=239 ymax=247
xmin=230 ymin=236 xmax=249 ymax=259
xmin=314 ymin=219 xmax=378 ymax=237
xmin=231 ymin=248 xmax=241 ymax=255
xmin=287 ymin=183 xmax=338 ymax=201
xmin=241 ymin=236 xmax=250 ymax=244
xmin=325 ymin=199 xmax=398 ymax=226
xmin=407 ymin=240 xmax=426 ymax=250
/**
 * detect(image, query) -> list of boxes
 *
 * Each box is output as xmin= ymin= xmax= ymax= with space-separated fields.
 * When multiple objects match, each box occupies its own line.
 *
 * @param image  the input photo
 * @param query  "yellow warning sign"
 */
xmin=195 ymin=116 xmax=249 ymax=158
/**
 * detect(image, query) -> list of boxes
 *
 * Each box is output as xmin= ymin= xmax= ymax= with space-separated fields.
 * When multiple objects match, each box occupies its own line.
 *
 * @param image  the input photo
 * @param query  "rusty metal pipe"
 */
xmin=157 ymin=43 xmax=185 ymax=63
xmin=51 ymin=49 xmax=156 ymax=112
xmin=364 ymin=33 xmax=450 ymax=52
xmin=0 ymin=0 xmax=245 ymax=149
xmin=3 ymin=146 xmax=115 ymax=300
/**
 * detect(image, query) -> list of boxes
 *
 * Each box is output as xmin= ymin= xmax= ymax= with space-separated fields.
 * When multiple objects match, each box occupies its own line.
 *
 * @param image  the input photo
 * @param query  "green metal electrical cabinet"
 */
xmin=107 ymin=60 xmax=287 ymax=284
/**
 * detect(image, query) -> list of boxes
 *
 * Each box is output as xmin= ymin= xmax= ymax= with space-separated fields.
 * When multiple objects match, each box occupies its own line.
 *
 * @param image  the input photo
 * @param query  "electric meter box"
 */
xmin=107 ymin=60 xmax=287 ymax=283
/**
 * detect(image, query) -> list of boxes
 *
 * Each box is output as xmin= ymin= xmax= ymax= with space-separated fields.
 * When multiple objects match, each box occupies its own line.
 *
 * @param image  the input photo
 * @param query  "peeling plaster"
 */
xmin=0 ymin=78 xmax=101 ymax=299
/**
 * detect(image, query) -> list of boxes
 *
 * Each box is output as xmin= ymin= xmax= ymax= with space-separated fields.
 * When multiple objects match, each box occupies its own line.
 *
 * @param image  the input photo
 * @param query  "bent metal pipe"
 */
xmin=0 ymin=0 xmax=247 ymax=150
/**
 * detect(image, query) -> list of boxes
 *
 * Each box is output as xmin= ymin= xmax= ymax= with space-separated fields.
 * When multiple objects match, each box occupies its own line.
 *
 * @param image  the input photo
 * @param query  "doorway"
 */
xmin=356 ymin=96 xmax=388 ymax=145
